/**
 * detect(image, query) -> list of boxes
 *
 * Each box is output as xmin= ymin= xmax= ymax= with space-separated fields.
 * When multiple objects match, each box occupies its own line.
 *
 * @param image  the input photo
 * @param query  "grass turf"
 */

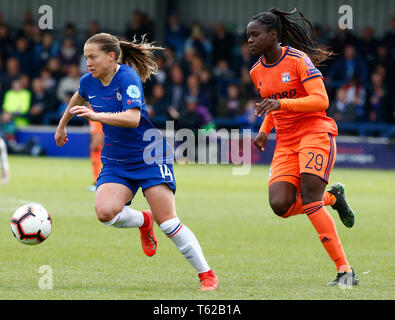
xmin=0 ymin=156 xmax=393 ymax=300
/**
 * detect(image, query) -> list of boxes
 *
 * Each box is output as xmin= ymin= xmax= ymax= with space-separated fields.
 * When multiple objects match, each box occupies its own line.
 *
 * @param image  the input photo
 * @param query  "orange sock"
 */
xmin=282 ymin=193 xmax=304 ymax=218
xmin=323 ymin=191 xmax=336 ymax=206
xmin=90 ymin=147 xmax=102 ymax=184
xmin=304 ymin=201 xmax=350 ymax=272
xmin=283 ymin=191 xmax=336 ymax=218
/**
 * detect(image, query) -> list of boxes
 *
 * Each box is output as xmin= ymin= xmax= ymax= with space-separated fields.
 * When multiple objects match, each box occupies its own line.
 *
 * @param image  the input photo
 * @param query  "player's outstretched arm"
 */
xmin=70 ymin=106 xmax=141 ymax=128
xmin=55 ymin=91 xmax=86 ymax=147
xmin=279 ymin=78 xmax=329 ymax=112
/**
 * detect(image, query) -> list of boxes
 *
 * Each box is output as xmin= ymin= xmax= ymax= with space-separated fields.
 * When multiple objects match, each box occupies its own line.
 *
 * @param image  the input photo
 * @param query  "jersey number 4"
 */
xmin=159 ymin=164 xmax=173 ymax=182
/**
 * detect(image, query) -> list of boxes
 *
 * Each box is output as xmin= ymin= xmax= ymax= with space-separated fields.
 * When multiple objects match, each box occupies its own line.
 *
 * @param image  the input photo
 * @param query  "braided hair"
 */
xmin=250 ymin=8 xmax=332 ymax=65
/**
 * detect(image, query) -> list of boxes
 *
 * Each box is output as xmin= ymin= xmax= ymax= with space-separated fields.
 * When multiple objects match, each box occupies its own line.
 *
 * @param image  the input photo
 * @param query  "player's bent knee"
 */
xmin=95 ymin=204 xmax=122 ymax=223
xmin=269 ymin=198 xmax=293 ymax=218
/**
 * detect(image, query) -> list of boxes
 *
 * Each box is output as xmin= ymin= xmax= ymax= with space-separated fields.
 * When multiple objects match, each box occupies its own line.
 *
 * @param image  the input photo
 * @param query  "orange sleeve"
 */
xmin=279 ymin=77 xmax=329 ymax=112
xmin=258 ymin=112 xmax=274 ymax=135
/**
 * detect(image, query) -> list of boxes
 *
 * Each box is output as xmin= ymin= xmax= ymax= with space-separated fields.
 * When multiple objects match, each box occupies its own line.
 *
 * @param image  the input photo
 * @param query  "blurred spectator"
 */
xmin=10 ymin=36 xmax=35 ymax=77
xmin=240 ymin=99 xmax=260 ymax=130
xmin=29 ymin=77 xmax=58 ymax=125
xmin=180 ymin=46 xmax=197 ymax=76
xmin=232 ymin=40 xmax=256 ymax=76
xmin=216 ymin=82 xmax=246 ymax=118
xmin=357 ymin=26 xmax=378 ymax=69
xmin=184 ymin=23 xmax=212 ymax=61
xmin=212 ymin=22 xmax=235 ymax=65
xmin=0 ymin=109 xmax=17 ymax=142
xmin=57 ymin=37 xmax=80 ymax=73
xmin=366 ymin=72 xmax=392 ymax=123
xmin=199 ymin=67 xmax=218 ymax=114
xmin=177 ymin=95 xmax=203 ymax=132
xmin=61 ymin=23 xmax=82 ymax=50
xmin=163 ymin=47 xmax=177 ymax=70
xmin=0 ymin=57 xmax=21 ymax=102
xmin=185 ymin=74 xmax=212 ymax=114
xmin=45 ymin=90 xmax=84 ymax=126
xmin=239 ymin=66 xmax=257 ymax=100
xmin=189 ymin=55 xmax=205 ymax=78
xmin=328 ymin=28 xmax=358 ymax=56
xmin=213 ymin=59 xmax=237 ymax=98
xmin=328 ymin=77 xmax=366 ymax=122
xmin=85 ymin=20 xmax=101 ymax=41
xmin=1 ymin=77 xmax=31 ymax=127
xmin=152 ymin=55 xmax=167 ymax=85
xmin=34 ymin=32 xmax=59 ymax=71
xmin=39 ymin=68 xmax=57 ymax=91
xmin=144 ymin=54 xmax=167 ymax=97
xmin=15 ymin=11 xmax=34 ymax=40
xmin=46 ymin=57 xmax=65 ymax=84
xmin=147 ymin=83 xmax=170 ymax=126
xmin=165 ymin=13 xmax=188 ymax=59
xmin=382 ymin=16 xmax=395 ymax=56
xmin=372 ymin=43 xmax=395 ymax=85
xmin=313 ymin=24 xmax=329 ymax=47
xmin=19 ymin=74 xmax=30 ymax=90
xmin=325 ymin=44 xmax=369 ymax=90
xmin=165 ymin=64 xmax=187 ymax=121
xmin=124 ymin=10 xmax=153 ymax=42
xmin=0 ymin=24 xmax=13 ymax=61
xmin=56 ymin=64 xmax=80 ymax=102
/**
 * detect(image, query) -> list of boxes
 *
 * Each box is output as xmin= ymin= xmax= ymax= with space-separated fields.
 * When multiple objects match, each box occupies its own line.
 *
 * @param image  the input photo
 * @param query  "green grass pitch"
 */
xmin=0 ymin=156 xmax=393 ymax=300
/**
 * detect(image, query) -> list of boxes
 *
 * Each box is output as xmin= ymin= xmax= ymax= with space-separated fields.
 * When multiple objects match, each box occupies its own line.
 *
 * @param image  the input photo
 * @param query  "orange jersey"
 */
xmin=89 ymin=119 xmax=103 ymax=135
xmin=250 ymin=46 xmax=337 ymax=145
xmin=88 ymin=103 xmax=104 ymax=135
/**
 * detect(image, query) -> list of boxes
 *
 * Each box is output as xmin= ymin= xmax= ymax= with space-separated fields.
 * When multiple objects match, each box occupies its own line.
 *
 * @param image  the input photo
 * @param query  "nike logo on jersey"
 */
xmin=88 ymin=95 xmax=96 ymax=99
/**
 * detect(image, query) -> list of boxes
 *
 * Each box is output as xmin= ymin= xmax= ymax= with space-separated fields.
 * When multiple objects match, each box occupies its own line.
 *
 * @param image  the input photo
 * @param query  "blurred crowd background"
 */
xmin=0 ymin=8 xmax=394 ymax=145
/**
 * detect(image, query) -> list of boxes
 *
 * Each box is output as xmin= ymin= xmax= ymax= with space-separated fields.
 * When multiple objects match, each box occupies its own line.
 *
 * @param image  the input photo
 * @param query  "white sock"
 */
xmin=160 ymin=217 xmax=210 ymax=274
xmin=101 ymin=206 xmax=144 ymax=228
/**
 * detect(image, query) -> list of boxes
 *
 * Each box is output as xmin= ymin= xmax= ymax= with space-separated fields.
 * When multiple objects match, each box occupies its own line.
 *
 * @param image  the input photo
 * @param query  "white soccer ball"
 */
xmin=11 ymin=203 xmax=52 ymax=245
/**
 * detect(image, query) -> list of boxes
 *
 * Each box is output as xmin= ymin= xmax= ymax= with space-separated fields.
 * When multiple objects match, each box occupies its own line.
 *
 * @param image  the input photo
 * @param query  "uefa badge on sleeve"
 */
xmin=126 ymin=85 xmax=141 ymax=99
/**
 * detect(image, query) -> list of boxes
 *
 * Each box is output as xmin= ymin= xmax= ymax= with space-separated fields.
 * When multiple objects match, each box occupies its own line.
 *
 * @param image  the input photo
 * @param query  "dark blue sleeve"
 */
xmin=78 ymin=73 xmax=89 ymax=100
xmin=119 ymin=71 xmax=144 ymax=111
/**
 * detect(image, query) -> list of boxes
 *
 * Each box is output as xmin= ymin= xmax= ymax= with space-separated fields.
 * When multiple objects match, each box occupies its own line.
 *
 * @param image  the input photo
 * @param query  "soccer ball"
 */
xmin=11 ymin=203 xmax=52 ymax=245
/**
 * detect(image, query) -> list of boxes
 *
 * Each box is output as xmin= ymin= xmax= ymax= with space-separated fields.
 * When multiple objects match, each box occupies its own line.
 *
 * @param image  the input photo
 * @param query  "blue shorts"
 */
xmin=96 ymin=163 xmax=176 ymax=205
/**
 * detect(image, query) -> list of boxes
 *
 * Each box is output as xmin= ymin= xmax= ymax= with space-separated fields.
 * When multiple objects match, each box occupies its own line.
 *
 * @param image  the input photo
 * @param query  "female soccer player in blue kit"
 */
xmin=54 ymin=33 xmax=218 ymax=291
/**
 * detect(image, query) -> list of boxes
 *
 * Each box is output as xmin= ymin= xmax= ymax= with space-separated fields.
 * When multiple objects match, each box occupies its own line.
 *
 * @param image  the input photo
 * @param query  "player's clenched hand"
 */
xmin=253 ymin=132 xmax=268 ymax=152
xmin=255 ymin=99 xmax=281 ymax=117
xmin=70 ymin=106 xmax=99 ymax=121
xmin=55 ymin=126 xmax=69 ymax=147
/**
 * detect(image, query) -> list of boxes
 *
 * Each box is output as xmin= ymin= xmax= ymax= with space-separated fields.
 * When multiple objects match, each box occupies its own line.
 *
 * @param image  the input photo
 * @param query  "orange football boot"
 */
xmin=139 ymin=210 xmax=157 ymax=257
xmin=198 ymin=269 xmax=219 ymax=291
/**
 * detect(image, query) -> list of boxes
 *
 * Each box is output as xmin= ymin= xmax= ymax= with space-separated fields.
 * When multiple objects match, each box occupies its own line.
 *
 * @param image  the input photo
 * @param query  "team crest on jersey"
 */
xmin=116 ymin=91 xmax=122 ymax=101
xmin=281 ymin=72 xmax=290 ymax=83
xmin=126 ymin=85 xmax=141 ymax=99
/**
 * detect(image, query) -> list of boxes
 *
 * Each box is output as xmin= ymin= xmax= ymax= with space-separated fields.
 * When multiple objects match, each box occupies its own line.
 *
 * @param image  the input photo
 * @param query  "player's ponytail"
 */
xmin=119 ymin=35 xmax=164 ymax=82
xmin=85 ymin=33 xmax=164 ymax=82
xmin=250 ymin=8 xmax=332 ymax=65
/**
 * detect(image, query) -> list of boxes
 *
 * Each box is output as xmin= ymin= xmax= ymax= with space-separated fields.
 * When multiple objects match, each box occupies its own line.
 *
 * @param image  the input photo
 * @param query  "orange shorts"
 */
xmin=89 ymin=120 xmax=103 ymax=135
xmin=268 ymin=133 xmax=336 ymax=191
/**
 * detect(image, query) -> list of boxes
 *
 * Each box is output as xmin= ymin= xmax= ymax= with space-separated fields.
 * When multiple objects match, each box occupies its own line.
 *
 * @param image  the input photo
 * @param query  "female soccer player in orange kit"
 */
xmin=88 ymin=118 xmax=104 ymax=191
xmin=247 ymin=8 xmax=358 ymax=286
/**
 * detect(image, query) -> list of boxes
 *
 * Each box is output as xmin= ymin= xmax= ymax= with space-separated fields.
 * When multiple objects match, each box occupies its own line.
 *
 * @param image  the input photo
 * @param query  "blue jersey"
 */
xmin=78 ymin=63 xmax=173 ymax=168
